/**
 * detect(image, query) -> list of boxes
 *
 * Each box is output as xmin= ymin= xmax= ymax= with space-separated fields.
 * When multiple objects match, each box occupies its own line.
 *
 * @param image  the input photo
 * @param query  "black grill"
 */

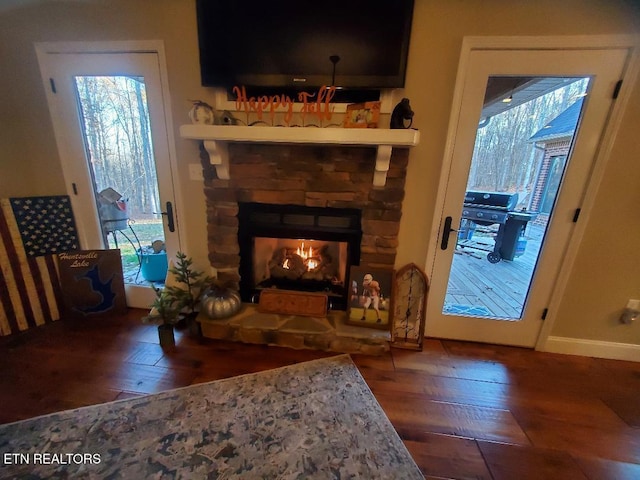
xmin=464 ymin=191 xmax=518 ymax=210
xmin=461 ymin=191 xmax=536 ymax=263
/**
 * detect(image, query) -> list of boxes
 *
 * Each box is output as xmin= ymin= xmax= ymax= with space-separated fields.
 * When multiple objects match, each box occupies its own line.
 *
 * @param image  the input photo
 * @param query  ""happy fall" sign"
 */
xmin=232 ymin=85 xmax=337 ymax=125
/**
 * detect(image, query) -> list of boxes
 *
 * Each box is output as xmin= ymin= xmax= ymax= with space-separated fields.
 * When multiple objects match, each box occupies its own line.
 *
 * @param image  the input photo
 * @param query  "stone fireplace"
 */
xmin=180 ymin=124 xmax=418 ymax=353
xmin=202 ymin=142 xmax=409 ymax=304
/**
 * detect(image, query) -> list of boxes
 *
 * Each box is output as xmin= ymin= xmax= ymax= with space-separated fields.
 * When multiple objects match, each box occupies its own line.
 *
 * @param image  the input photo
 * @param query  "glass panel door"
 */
xmin=444 ymin=76 xmax=589 ymax=320
xmin=425 ymin=46 xmax=628 ymax=347
xmin=75 ymin=75 xmax=167 ymax=285
xmin=36 ymin=48 xmax=181 ymax=308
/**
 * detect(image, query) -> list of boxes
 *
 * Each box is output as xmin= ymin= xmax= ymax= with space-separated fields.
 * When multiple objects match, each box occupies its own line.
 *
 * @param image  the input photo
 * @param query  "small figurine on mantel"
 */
xmin=390 ymin=97 xmax=414 ymax=129
xmin=214 ymin=110 xmax=239 ymax=126
xmin=188 ymin=100 xmax=215 ymax=125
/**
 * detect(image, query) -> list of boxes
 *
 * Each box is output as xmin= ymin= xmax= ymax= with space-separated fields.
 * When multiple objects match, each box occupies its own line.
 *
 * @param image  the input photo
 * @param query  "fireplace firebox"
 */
xmin=238 ymin=203 xmax=362 ymax=310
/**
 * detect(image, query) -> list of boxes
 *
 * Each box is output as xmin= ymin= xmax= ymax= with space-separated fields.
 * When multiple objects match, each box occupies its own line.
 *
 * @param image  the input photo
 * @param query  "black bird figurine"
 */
xmin=390 ymin=98 xmax=414 ymax=129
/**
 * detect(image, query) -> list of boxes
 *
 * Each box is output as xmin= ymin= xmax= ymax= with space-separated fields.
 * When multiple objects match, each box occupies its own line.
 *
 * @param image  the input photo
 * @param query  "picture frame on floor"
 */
xmin=347 ymin=266 xmax=394 ymax=330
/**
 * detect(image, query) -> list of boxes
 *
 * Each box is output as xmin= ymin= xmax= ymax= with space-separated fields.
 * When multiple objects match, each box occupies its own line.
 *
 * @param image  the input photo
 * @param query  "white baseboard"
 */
xmin=542 ymin=336 xmax=640 ymax=362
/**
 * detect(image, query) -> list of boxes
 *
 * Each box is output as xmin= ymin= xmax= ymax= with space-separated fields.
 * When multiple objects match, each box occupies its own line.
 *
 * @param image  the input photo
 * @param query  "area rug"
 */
xmin=0 ymin=355 xmax=422 ymax=479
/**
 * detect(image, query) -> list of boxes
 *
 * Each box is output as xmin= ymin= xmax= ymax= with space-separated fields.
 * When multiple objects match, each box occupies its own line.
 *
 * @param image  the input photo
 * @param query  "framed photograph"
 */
xmin=347 ymin=266 xmax=394 ymax=330
xmin=344 ymin=101 xmax=380 ymax=128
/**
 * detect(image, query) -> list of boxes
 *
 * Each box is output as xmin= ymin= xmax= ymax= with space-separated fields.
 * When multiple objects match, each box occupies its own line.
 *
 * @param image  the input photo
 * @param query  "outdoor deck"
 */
xmin=445 ymin=223 xmax=545 ymax=319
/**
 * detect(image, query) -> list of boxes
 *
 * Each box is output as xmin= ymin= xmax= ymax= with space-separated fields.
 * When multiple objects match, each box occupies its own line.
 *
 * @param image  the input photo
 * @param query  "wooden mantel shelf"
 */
xmin=179 ymin=124 xmax=420 ymax=187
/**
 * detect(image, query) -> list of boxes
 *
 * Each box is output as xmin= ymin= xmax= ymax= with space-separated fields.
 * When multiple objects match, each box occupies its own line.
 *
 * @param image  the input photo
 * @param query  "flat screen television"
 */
xmin=196 ymin=0 xmax=415 ymax=90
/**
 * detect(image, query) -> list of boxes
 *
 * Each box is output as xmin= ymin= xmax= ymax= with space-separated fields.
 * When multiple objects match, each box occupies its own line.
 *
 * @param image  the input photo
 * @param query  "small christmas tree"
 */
xmin=164 ymin=251 xmax=213 ymax=321
xmin=142 ymin=286 xmax=179 ymax=326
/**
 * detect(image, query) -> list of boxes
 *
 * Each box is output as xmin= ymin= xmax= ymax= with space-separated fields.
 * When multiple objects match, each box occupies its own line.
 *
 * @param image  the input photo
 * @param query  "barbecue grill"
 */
xmin=460 ymin=191 xmax=537 ymax=263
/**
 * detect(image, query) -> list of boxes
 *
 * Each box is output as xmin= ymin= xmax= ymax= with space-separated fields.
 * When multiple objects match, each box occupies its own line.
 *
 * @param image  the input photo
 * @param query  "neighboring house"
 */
xmin=528 ymin=98 xmax=584 ymax=226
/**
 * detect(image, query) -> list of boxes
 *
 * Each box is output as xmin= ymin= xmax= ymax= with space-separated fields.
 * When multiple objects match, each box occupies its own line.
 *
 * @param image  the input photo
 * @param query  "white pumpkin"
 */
xmin=188 ymin=101 xmax=215 ymax=125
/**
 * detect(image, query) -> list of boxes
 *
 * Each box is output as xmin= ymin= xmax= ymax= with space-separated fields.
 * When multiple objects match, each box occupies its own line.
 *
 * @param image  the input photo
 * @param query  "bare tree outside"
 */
xmin=467 ymin=78 xmax=589 ymax=207
xmin=75 ymin=75 xmax=165 ymax=277
xmin=76 ymin=76 xmax=161 ymax=217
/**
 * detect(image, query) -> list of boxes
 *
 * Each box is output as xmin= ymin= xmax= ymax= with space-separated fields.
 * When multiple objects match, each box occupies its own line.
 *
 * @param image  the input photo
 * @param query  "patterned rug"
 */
xmin=0 ymin=355 xmax=422 ymax=479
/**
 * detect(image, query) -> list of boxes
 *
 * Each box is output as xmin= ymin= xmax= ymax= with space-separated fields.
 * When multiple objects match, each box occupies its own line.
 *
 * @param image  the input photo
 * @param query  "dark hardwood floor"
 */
xmin=1 ymin=309 xmax=639 ymax=479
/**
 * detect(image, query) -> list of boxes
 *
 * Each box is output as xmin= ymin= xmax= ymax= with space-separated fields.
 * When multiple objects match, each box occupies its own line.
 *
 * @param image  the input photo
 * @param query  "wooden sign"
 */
xmin=57 ymin=250 xmax=127 ymax=318
xmin=391 ymin=263 xmax=429 ymax=350
xmin=233 ymin=85 xmax=337 ymax=125
xmin=258 ymin=289 xmax=328 ymax=317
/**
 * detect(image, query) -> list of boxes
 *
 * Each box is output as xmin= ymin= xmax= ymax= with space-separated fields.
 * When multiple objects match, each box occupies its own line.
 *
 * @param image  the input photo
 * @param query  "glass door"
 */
xmin=74 ymin=75 xmax=168 ymax=286
xmin=426 ymin=47 xmax=628 ymax=347
xmin=37 ymin=48 xmax=181 ymax=307
xmin=443 ymin=76 xmax=589 ymax=320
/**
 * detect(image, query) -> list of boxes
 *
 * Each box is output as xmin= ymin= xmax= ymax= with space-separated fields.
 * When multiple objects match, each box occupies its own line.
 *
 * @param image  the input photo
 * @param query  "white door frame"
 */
xmin=424 ymin=35 xmax=640 ymax=351
xmin=35 ymin=41 xmax=185 ymax=308
xmin=34 ymin=40 xmax=185 ymax=255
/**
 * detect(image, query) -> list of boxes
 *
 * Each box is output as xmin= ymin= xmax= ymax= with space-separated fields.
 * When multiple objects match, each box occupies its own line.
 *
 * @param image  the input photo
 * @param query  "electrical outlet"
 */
xmin=188 ymin=163 xmax=203 ymax=181
xmin=620 ymin=299 xmax=640 ymax=324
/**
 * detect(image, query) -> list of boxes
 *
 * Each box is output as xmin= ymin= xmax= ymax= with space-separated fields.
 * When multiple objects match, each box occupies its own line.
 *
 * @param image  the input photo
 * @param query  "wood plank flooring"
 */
xmin=1 ymin=309 xmax=639 ymax=479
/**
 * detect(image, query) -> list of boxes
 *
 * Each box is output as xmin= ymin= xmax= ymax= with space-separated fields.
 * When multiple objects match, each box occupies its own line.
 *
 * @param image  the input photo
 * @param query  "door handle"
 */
xmin=161 ymin=201 xmax=175 ymax=232
xmin=440 ymin=216 xmax=457 ymax=250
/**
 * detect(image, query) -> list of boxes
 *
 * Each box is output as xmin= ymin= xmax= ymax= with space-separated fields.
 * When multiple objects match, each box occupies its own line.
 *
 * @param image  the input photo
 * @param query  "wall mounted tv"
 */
xmin=196 ymin=0 xmax=415 ymax=90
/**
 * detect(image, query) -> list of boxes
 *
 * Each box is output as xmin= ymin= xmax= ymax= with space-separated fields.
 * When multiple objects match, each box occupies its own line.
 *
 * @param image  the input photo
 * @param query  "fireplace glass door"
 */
xmin=238 ymin=202 xmax=362 ymax=310
xmin=252 ymin=237 xmax=349 ymax=300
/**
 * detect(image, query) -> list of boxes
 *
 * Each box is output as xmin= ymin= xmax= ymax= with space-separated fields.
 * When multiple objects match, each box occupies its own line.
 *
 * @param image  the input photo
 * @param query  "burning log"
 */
xmin=267 ymin=241 xmax=340 ymax=284
xmin=269 ymin=249 xmax=301 ymax=280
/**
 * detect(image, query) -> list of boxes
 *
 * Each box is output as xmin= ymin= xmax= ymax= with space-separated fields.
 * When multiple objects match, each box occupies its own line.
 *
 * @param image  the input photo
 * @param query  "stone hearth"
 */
xmin=196 ymin=305 xmax=390 ymax=355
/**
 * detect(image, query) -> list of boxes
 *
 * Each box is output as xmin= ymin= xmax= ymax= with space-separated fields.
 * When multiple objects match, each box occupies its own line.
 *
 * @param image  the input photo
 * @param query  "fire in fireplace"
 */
xmin=238 ymin=203 xmax=362 ymax=310
xmin=254 ymin=237 xmax=347 ymax=292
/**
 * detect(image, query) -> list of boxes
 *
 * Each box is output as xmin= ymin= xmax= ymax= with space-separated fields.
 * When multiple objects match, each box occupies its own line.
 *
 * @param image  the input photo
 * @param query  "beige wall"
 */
xmin=1 ymin=0 xmax=639 ymax=346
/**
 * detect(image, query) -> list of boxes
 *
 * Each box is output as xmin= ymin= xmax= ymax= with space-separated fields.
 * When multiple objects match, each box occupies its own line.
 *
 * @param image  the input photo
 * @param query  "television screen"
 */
xmin=196 ymin=0 xmax=414 ymax=90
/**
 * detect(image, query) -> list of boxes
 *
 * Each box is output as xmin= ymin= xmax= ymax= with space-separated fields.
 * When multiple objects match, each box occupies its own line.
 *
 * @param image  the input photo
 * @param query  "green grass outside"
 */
xmin=106 ymin=220 xmax=165 ymax=272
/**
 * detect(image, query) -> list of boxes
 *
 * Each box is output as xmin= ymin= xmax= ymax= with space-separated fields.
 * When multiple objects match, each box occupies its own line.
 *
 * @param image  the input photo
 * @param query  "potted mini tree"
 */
xmin=163 ymin=252 xmax=212 ymax=335
xmin=143 ymin=252 xmax=213 ymax=346
xmin=143 ymin=286 xmax=180 ymax=350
